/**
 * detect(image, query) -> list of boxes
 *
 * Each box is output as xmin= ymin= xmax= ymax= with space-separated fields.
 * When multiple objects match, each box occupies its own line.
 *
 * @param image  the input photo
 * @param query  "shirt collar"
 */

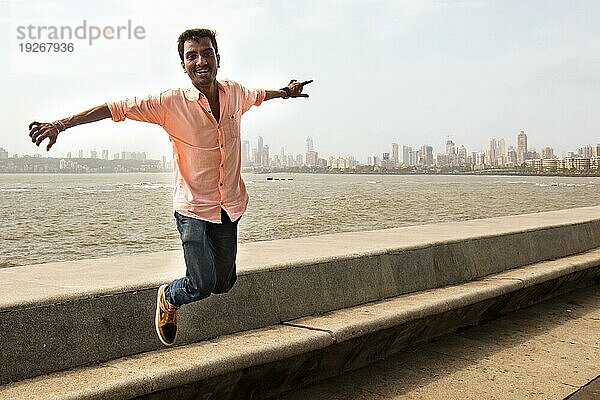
xmin=184 ymin=81 xmax=226 ymax=102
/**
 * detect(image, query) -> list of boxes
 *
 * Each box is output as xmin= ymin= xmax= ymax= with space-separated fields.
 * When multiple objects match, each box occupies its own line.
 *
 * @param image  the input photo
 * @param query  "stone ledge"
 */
xmin=1 ymin=248 xmax=599 ymax=400
xmin=285 ymin=248 xmax=600 ymax=343
xmin=0 ymin=325 xmax=333 ymax=400
xmin=2 ymin=205 xmax=599 ymax=311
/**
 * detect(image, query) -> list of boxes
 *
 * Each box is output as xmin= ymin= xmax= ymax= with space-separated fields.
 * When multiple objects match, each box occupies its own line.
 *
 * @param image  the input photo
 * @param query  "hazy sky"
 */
xmin=1 ymin=0 xmax=599 ymax=161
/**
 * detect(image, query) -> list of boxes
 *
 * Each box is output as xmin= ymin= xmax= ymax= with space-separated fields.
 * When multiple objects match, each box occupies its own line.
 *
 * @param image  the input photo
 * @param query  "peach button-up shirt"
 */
xmin=107 ymin=79 xmax=266 ymax=223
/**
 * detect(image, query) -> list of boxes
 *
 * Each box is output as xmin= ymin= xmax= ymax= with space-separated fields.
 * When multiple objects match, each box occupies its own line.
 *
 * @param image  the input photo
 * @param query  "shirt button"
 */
xmin=220 ymin=183 xmax=223 ymax=186
xmin=220 ymin=145 xmax=223 ymax=148
xmin=220 ymin=164 xmax=224 ymax=167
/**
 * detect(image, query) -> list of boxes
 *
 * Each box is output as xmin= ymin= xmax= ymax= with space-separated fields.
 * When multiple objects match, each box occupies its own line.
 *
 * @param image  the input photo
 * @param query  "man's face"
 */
xmin=182 ymin=37 xmax=220 ymax=89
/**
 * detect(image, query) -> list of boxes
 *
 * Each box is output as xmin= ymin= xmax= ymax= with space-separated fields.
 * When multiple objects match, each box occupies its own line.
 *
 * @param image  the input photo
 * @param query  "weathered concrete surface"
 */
xmin=277 ymin=285 xmax=600 ymax=400
xmin=284 ymin=250 xmax=600 ymax=344
xmin=1 ymin=254 xmax=597 ymax=400
xmin=1 ymin=206 xmax=599 ymax=385
xmin=0 ymin=325 xmax=334 ymax=400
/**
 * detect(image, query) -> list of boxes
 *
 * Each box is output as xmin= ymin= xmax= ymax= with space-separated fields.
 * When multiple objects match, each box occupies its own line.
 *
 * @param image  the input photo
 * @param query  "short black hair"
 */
xmin=177 ymin=29 xmax=218 ymax=62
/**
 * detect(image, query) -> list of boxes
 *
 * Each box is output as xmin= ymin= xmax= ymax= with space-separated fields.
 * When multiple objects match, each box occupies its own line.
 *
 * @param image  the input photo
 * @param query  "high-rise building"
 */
xmin=261 ymin=145 xmax=269 ymax=167
xmin=382 ymin=152 xmax=390 ymax=161
xmin=476 ymin=152 xmax=486 ymax=166
xmin=411 ymin=150 xmax=421 ymax=166
xmin=421 ymin=145 xmax=434 ymax=166
xmin=347 ymin=155 xmax=356 ymax=169
xmin=507 ymin=149 xmax=517 ymax=165
xmin=391 ymin=143 xmax=399 ymax=166
xmin=306 ymin=137 xmax=314 ymax=152
xmin=436 ymin=154 xmax=449 ymax=167
xmin=306 ymin=137 xmax=317 ymax=167
xmin=306 ymin=151 xmax=318 ymax=167
xmin=498 ymin=138 xmax=506 ymax=157
xmin=579 ymin=145 xmax=593 ymax=158
xmin=0 ymin=147 xmax=8 ymax=159
xmin=66 ymin=151 xmax=71 ymax=159
xmin=102 ymin=149 xmax=109 ymax=160
xmin=402 ymin=145 xmax=412 ymax=166
xmin=280 ymin=147 xmax=285 ymax=166
xmin=517 ymin=130 xmax=528 ymax=165
xmin=90 ymin=150 xmax=97 ymax=159
xmin=458 ymin=145 xmax=467 ymax=165
xmin=488 ymin=138 xmax=498 ymax=166
xmin=446 ymin=139 xmax=456 ymax=155
xmin=242 ymin=140 xmax=250 ymax=166
xmin=445 ymin=139 xmax=460 ymax=166
xmin=257 ymin=136 xmax=264 ymax=166
xmin=78 ymin=149 xmax=84 ymax=158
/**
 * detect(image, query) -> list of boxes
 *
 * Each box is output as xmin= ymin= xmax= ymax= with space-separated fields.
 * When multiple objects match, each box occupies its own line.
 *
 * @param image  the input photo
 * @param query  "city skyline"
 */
xmin=3 ymin=129 xmax=598 ymax=167
xmin=2 ymin=131 xmax=599 ymax=174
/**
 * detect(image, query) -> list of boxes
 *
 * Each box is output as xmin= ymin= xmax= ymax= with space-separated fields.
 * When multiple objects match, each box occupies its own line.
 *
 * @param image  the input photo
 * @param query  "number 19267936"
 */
xmin=19 ymin=42 xmax=74 ymax=52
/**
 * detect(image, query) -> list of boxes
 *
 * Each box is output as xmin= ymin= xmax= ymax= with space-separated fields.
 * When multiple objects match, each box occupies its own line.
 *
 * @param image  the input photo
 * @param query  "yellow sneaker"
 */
xmin=155 ymin=284 xmax=179 ymax=346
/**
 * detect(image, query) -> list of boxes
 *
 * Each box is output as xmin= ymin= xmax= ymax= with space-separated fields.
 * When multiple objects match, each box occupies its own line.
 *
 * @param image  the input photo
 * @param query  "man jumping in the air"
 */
xmin=28 ymin=28 xmax=312 ymax=346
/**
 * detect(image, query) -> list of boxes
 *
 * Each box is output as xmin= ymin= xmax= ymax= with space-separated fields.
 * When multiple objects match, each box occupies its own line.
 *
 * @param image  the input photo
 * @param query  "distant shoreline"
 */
xmin=250 ymin=170 xmax=600 ymax=178
xmin=1 ymin=170 xmax=599 ymax=178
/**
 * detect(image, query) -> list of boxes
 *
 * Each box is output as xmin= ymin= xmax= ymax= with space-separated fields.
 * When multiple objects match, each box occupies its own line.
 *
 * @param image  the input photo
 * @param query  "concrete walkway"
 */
xmin=276 ymin=285 xmax=600 ymax=400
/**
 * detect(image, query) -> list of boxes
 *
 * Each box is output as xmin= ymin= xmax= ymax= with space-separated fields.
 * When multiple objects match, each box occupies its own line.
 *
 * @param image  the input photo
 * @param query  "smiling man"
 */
xmin=28 ymin=28 xmax=312 ymax=346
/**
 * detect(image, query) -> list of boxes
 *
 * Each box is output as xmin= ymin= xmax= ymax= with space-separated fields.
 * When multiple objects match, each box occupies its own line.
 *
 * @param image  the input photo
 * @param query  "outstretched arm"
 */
xmin=264 ymin=79 xmax=313 ymax=101
xmin=29 ymin=104 xmax=112 ymax=151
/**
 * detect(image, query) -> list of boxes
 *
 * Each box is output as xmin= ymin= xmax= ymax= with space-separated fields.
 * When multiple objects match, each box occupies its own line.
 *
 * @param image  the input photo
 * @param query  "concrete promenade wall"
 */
xmin=1 ymin=206 xmax=600 ymax=385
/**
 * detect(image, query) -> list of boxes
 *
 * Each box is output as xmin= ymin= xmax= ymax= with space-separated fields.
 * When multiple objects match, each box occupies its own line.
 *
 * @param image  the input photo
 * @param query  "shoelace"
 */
xmin=162 ymin=302 xmax=178 ymax=324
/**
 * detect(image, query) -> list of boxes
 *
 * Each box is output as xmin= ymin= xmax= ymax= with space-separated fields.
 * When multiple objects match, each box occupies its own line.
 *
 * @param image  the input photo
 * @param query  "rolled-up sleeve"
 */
xmin=107 ymin=92 xmax=167 ymax=125
xmin=240 ymin=85 xmax=266 ymax=114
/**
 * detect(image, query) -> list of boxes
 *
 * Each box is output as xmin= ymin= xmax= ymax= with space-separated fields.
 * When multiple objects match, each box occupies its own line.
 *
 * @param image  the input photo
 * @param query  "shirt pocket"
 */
xmin=223 ymin=107 xmax=242 ymax=139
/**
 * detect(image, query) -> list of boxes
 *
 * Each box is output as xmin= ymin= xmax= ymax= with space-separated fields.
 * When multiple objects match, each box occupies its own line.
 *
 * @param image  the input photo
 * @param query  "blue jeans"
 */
xmin=165 ymin=209 xmax=239 ymax=306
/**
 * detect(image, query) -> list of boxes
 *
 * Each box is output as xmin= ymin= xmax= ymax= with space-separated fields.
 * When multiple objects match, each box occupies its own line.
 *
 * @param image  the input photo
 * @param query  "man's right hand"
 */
xmin=29 ymin=121 xmax=61 ymax=151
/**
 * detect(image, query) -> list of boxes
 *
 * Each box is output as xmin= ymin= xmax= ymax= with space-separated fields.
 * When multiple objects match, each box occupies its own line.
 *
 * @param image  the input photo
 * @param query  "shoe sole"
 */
xmin=155 ymin=284 xmax=175 ymax=346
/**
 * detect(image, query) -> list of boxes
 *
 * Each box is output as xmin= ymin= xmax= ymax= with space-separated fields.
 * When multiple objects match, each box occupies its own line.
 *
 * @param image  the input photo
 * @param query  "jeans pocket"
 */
xmin=175 ymin=212 xmax=188 ymax=236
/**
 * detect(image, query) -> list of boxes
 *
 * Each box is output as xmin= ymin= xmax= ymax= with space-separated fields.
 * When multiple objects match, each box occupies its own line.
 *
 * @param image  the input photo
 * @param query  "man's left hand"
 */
xmin=283 ymin=79 xmax=313 ymax=98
